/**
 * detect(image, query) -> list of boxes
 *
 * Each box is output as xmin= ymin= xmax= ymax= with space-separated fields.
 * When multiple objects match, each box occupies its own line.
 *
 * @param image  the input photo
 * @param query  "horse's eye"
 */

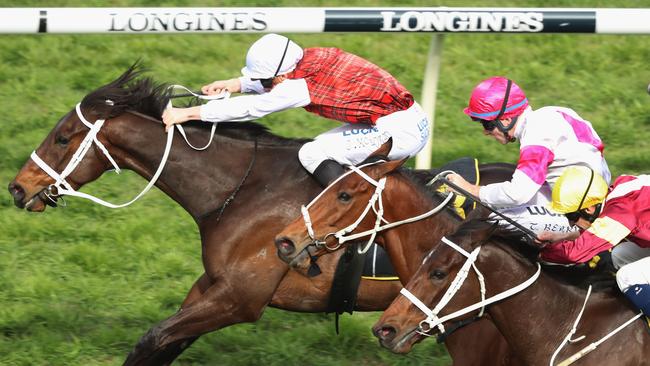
xmin=430 ymin=269 xmax=446 ymax=280
xmin=338 ymin=192 xmax=351 ymax=202
xmin=55 ymin=135 xmax=69 ymax=146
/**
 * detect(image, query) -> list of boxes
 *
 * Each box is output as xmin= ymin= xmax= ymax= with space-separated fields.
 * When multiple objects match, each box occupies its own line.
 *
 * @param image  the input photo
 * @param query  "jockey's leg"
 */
xmin=616 ymin=256 xmax=650 ymax=315
xmin=312 ymin=159 xmax=346 ymax=187
xmin=298 ymin=102 xmax=428 ymax=186
xmin=612 ymin=241 xmax=650 ymax=269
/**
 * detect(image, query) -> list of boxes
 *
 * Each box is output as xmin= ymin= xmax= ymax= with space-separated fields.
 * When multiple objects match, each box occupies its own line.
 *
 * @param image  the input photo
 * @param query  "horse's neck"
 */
xmin=106 ymin=116 xmax=308 ymax=220
xmin=480 ymin=245 xmax=628 ymax=363
xmin=384 ymin=177 xmax=462 ymax=281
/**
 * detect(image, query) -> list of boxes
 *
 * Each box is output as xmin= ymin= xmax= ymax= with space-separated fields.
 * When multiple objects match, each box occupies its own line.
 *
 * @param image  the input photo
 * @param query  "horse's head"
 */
xmin=372 ymin=220 xmax=498 ymax=353
xmin=8 ymin=63 xmax=167 ymax=211
xmin=274 ymin=152 xmax=407 ymax=273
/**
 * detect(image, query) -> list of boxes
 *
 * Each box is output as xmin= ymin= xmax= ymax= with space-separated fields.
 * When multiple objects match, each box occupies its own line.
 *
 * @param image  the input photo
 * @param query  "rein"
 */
xmin=29 ymin=85 xmax=228 ymax=208
xmin=435 ymin=176 xmax=541 ymax=243
xmin=300 ymin=165 xmax=454 ymax=255
xmin=399 ymin=236 xmax=541 ymax=336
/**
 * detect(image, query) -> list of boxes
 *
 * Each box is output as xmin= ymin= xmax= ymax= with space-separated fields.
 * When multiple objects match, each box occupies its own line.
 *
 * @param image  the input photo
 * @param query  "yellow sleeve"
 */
xmin=586 ymin=216 xmax=631 ymax=245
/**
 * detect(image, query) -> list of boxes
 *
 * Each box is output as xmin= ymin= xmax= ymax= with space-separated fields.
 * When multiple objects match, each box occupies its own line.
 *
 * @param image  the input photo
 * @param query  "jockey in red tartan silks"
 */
xmin=163 ymin=34 xmax=429 ymax=186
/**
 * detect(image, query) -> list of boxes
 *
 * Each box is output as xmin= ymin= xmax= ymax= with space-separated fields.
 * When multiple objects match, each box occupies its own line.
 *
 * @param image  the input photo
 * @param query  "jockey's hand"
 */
xmin=162 ymin=107 xmax=196 ymax=132
xmin=446 ymin=173 xmax=480 ymax=198
xmin=536 ymin=230 xmax=580 ymax=245
xmin=201 ymin=78 xmax=241 ymax=95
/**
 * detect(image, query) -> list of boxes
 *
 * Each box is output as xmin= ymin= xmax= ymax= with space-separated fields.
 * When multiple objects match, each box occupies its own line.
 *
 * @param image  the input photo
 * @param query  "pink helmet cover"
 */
xmin=464 ymin=77 xmax=528 ymax=120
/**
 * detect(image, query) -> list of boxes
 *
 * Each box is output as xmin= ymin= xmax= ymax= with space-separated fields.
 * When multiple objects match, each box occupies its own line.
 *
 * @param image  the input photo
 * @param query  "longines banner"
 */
xmin=0 ymin=8 xmax=649 ymax=34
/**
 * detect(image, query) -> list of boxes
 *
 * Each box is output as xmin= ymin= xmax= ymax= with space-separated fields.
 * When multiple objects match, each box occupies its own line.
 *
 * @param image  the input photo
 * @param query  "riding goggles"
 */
xmin=471 ymin=117 xmax=498 ymax=131
xmin=564 ymin=211 xmax=582 ymax=223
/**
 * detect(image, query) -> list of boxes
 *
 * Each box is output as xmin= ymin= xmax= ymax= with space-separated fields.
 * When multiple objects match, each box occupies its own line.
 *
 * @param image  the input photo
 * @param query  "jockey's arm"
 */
xmin=200 ymin=79 xmax=310 ymax=122
xmin=201 ymin=78 xmax=242 ymax=95
xmin=163 ymin=79 xmax=311 ymax=130
xmin=540 ymin=201 xmax=635 ymax=264
xmin=479 ymin=145 xmax=554 ymax=208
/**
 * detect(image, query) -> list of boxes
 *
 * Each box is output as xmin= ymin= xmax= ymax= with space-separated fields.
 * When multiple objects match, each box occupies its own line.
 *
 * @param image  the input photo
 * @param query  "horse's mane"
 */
xmin=80 ymin=62 xmax=310 ymax=147
xmin=452 ymin=219 xmax=618 ymax=292
xmin=397 ymin=167 xmax=464 ymax=221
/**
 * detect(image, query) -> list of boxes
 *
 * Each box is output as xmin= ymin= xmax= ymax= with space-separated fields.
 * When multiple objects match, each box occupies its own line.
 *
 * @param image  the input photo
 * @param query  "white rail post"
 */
xmin=415 ymin=34 xmax=444 ymax=170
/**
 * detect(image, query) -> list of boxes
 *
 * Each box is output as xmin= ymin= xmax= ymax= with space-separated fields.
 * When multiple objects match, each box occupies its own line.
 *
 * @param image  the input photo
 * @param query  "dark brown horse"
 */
xmin=8 ymin=65 xmax=508 ymax=365
xmin=374 ymin=219 xmax=650 ymax=365
xmin=275 ymin=159 xmax=524 ymax=365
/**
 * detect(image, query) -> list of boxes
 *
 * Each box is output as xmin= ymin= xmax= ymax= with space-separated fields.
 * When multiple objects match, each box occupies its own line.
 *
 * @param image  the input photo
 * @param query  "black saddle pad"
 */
xmin=362 ymin=243 xmax=398 ymax=280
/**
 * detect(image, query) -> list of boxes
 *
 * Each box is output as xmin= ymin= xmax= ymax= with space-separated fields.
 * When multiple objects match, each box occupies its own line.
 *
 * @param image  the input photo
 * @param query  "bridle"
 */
xmin=29 ymin=86 xmax=228 ymax=208
xmin=300 ymin=164 xmax=454 ymax=255
xmin=399 ymin=236 xmax=541 ymax=336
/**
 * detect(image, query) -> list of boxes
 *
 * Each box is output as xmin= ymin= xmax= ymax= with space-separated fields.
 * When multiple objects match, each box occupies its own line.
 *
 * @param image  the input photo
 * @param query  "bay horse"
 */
xmin=8 ymin=64 xmax=511 ymax=365
xmin=275 ymin=159 xmax=524 ymax=365
xmin=373 ymin=219 xmax=650 ymax=365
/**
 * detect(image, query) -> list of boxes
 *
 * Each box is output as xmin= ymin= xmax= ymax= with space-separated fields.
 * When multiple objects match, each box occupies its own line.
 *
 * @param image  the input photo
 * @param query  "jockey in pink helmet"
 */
xmin=448 ymin=76 xmax=611 ymax=237
xmin=463 ymin=77 xmax=528 ymax=143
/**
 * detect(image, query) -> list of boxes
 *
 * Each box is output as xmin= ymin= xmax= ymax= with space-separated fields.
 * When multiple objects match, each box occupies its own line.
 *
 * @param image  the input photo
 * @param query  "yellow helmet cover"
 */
xmin=550 ymin=166 xmax=608 ymax=214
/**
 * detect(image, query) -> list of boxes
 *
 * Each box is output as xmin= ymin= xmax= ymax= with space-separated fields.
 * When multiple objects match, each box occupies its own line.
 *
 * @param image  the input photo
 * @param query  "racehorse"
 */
xmin=373 ymin=219 xmax=650 ymax=365
xmin=9 ymin=64 xmax=510 ymax=365
xmin=274 ymin=159 xmax=524 ymax=365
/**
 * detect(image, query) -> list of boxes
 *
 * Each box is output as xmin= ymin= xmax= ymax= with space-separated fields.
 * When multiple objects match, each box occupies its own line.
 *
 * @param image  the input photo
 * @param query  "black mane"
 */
xmin=398 ymin=167 xmax=463 ymax=220
xmin=80 ymin=62 xmax=310 ymax=146
xmin=452 ymin=219 xmax=617 ymax=292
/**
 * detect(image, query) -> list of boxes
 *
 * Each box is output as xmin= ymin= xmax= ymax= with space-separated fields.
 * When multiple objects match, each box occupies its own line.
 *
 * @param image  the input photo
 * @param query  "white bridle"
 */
xmin=400 ymin=236 xmax=541 ymax=335
xmin=29 ymin=85 xmax=228 ymax=209
xmin=300 ymin=165 xmax=454 ymax=254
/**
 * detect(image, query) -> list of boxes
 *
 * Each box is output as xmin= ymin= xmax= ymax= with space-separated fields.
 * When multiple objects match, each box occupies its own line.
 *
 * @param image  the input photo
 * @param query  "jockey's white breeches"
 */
xmin=298 ymin=102 xmax=429 ymax=173
xmin=614 ymin=243 xmax=650 ymax=291
xmin=490 ymin=183 xmax=576 ymax=236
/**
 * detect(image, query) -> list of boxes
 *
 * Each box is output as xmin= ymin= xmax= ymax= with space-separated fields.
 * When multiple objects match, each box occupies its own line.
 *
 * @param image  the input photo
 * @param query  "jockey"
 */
xmin=447 ymin=76 xmax=611 ymax=235
xmin=539 ymin=166 xmax=650 ymax=317
xmin=162 ymin=33 xmax=429 ymax=187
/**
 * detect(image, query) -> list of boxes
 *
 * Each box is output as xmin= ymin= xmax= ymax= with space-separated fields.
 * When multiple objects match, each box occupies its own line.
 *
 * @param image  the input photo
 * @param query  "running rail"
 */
xmin=1 ymin=8 xmax=650 ymax=34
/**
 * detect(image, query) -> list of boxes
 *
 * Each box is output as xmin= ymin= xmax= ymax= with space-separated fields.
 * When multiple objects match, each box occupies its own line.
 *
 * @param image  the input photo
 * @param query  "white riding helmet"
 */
xmin=240 ymin=34 xmax=304 ymax=79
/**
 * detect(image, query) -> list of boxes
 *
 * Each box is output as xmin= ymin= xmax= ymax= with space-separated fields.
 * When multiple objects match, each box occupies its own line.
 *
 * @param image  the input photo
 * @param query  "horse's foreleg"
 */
xmin=123 ymin=268 xmax=284 ymax=366
xmin=122 ymin=273 xmax=212 ymax=366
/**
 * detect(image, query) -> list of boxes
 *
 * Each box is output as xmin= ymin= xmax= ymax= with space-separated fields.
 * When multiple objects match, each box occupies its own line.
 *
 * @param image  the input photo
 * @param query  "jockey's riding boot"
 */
xmin=623 ymin=284 xmax=650 ymax=332
xmin=313 ymin=159 xmax=345 ymax=187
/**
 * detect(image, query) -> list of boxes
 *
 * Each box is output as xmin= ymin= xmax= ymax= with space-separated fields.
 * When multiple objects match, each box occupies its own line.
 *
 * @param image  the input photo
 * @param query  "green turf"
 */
xmin=1 ymin=0 xmax=650 ymax=365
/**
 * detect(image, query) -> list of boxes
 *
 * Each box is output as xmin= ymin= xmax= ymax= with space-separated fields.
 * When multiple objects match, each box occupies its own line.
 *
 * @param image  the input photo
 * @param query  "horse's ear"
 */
xmin=367 ymin=158 xmax=408 ymax=180
xmin=470 ymin=220 xmax=500 ymax=244
xmin=368 ymin=137 xmax=393 ymax=160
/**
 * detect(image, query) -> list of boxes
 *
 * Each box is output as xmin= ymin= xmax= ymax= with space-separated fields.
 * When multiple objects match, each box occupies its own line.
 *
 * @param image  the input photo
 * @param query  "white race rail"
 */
xmin=1 ymin=8 xmax=650 ymax=34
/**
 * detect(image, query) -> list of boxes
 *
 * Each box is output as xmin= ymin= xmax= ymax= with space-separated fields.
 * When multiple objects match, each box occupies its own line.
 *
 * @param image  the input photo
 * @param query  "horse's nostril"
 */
xmin=8 ymin=182 xmax=25 ymax=200
xmin=374 ymin=325 xmax=397 ymax=342
xmin=274 ymin=237 xmax=296 ymax=256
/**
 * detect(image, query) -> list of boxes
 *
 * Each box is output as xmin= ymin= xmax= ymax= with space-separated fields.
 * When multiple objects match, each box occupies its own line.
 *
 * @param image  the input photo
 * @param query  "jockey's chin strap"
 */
xmin=399 ymin=236 xmax=541 ymax=336
xmin=300 ymin=166 xmax=454 ymax=255
xmin=29 ymin=85 xmax=229 ymax=208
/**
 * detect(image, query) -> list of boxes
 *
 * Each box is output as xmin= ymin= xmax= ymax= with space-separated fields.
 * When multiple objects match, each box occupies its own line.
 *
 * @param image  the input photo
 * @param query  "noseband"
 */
xmin=300 ymin=165 xmax=455 ymax=255
xmin=30 ymin=102 xmax=133 ymax=207
xmin=29 ymin=86 xmax=228 ymax=208
xmin=399 ymin=236 xmax=541 ymax=336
